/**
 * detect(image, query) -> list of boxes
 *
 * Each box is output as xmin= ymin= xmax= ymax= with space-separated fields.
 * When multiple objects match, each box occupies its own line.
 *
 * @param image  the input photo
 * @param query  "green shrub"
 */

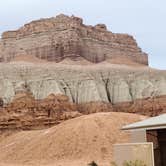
xmin=123 ymin=160 xmax=147 ymax=166
xmin=111 ymin=160 xmax=147 ymax=166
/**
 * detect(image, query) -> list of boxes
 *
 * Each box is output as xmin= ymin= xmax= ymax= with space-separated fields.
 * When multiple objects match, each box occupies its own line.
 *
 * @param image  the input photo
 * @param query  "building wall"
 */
xmin=130 ymin=130 xmax=147 ymax=143
xmin=114 ymin=143 xmax=154 ymax=166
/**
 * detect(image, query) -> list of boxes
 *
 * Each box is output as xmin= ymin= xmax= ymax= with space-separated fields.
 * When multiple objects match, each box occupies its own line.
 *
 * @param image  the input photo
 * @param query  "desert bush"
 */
xmin=88 ymin=161 xmax=98 ymax=166
xmin=111 ymin=160 xmax=147 ymax=166
xmin=123 ymin=160 xmax=147 ymax=166
xmin=111 ymin=161 xmax=118 ymax=166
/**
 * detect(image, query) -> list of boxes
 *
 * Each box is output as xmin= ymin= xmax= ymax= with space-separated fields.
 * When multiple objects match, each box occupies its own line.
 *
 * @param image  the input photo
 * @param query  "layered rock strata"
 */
xmin=0 ymin=92 xmax=80 ymax=132
xmin=0 ymin=14 xmax=148 ymax=65
xmin=0 ymin=63 xmax=166 ymax=104
xmin=0 ymin=14 xmax=165 ymax=133
xmin=0 ymin=92 xmax=166 ymax=134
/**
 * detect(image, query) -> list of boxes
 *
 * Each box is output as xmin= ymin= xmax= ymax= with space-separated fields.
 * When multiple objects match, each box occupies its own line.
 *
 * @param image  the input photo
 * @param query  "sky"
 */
xmin=0 ymin=0 xmax=165 ymax=69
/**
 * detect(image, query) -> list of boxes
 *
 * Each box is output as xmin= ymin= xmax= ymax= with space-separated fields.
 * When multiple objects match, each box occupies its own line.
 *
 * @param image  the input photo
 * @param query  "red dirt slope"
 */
xmin=0 ymin=112 xmax=146 ymax=166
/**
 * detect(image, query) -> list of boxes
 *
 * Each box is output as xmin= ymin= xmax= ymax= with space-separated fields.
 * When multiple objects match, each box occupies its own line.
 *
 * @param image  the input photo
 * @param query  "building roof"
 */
xmin=122 ymin=114 xmax=166 ymax=131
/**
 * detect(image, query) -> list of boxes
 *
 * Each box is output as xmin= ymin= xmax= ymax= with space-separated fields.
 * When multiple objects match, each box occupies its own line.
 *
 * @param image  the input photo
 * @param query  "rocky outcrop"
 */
xmin=78 ymin=102 xmax=113 ymax=114
xmin=0 ymin=14 xmax=165 ymax=124
xmin=0 ymin=91 xmax=166 ymax=133
xmin=113 ymin=95 xmax=166 ymax=116
xmin=0 ymin=14 xmax=148 ymax=65
xmin=0 ymin=63 xmax=166 ymax=104
xmin=0 ymin=91 xmax=80 ymax=132
xmin=0 ymin=14 xmax=162 ymax=106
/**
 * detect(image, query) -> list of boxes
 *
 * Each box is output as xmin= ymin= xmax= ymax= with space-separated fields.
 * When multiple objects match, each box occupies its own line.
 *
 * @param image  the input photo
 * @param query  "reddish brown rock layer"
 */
xmin=0 ymin=92 xmax=166 ymax=134
xmin=0 ymin=92 xmax=80 ymax=132
xmin=77 ymin=96 xmax=166 ymax=117
xmin=113 ymin=95 xmax=166 ymax=116
xmin=0 ymin=14 xmax=148 ymax=65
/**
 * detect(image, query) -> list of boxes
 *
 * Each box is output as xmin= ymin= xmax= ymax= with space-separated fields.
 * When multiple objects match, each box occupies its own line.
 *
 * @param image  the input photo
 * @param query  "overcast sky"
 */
xmin=0 ymin=0 xmax=165 ymax=69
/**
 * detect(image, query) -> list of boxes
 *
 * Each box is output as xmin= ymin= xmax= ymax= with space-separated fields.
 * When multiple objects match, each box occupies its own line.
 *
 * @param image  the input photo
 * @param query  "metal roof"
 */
xmin=122 ymin=114 xmax=166 ymax=131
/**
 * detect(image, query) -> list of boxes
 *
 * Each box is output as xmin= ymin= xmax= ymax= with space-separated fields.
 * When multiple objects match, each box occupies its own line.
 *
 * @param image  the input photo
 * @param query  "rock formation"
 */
xmin=0 ymin=14 xmax=165 ymax=106
xmin=0 ymin=14 xmax=165 ymax=118
xmin=0 ymin=14 xmax=148 ymax=65
xmin=0 ymin=91 xmax=165 ymax=134
xmin=0 ymin=91 xmax=80 ymax=132
xmin=0 ymin=63 xmax=166 ymax=105
xmin=0 ymin=14 xmax=165 ymax=166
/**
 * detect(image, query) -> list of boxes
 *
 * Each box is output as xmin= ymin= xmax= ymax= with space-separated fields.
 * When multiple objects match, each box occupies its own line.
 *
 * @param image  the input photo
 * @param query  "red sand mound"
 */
xmin=0 ymin=112 xmax=146 ymax=166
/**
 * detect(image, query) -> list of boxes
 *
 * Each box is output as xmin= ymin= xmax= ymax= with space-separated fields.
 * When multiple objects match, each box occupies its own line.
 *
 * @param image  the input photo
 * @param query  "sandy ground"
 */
xmin=0 ymin=112 xmax=146 ymax=166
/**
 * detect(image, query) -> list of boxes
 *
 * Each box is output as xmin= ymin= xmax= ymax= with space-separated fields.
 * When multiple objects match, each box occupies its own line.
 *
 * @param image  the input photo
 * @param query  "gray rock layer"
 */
xmin=0 ymin=63 xmax=166 ymax=104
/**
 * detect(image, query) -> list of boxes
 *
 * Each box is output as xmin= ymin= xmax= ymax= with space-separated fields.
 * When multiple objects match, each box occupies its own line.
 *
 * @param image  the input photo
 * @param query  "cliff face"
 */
xmin=0 ymin=14 xmax=165 ymax=106
xmin=0 ymin=14 xmax=166 ymax=166
xmin=0 ymin=63 xmax=166 ymax=104
xmin=0 ymin=14 xmax=148 ymax=65
xmin=1 ymin=91 xmax=166 ymax=134
xmin=0 ymin=92 xmax=80 ymax=132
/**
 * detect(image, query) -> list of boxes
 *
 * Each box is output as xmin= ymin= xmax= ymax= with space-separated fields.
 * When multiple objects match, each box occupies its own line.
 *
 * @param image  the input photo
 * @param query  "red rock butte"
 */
xmin=0 ymin=14 xmax=148 ymax=65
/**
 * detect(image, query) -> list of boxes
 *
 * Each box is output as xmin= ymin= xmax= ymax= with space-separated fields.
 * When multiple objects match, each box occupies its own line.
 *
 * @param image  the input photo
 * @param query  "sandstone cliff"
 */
xmin=0 ymin=14 xmax=148 ymax=65
xmin=0 ymin=14 xmax=165 ymax=108
xmin=0 ymin=92 xmax=81 ymax=134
